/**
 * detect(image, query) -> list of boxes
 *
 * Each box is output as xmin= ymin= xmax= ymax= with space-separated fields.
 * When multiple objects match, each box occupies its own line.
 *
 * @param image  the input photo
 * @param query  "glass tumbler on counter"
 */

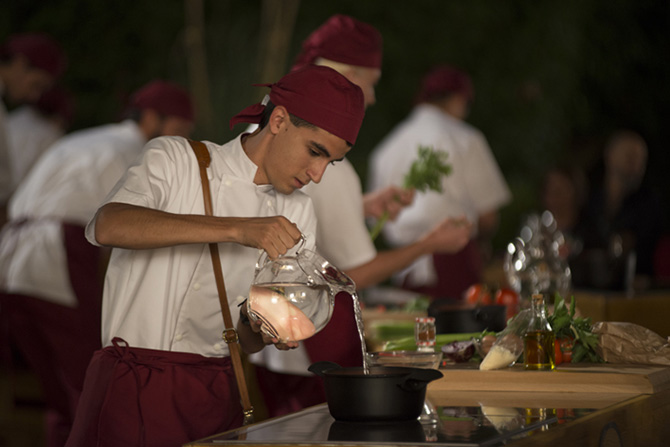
xmin=415 ymin=316 xmax=436 ymax=352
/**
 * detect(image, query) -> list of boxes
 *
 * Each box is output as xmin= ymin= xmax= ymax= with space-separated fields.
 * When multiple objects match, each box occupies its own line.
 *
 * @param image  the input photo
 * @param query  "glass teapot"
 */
xmin=247 ymin=237 xmax=356 ymax=343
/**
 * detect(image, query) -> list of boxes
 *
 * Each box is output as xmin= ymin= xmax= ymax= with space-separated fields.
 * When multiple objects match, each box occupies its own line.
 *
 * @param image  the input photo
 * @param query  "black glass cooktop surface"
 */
xmin=186 ymin=402 xmax=580 ymax=446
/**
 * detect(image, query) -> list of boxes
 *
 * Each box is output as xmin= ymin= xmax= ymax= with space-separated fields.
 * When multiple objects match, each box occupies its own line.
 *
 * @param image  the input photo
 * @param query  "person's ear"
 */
xmin=268 ymin=105 xmax=289 ymax=135
xmin=7 ymin=53 xmax=31 ymax=76
xmin=138 ymin=108 xmax=161 ymax=137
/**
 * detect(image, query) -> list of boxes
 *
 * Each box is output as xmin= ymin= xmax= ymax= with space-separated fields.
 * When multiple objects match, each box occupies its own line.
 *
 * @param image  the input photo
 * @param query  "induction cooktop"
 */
xmin=186 ymin=403 xmax=572 ymax=446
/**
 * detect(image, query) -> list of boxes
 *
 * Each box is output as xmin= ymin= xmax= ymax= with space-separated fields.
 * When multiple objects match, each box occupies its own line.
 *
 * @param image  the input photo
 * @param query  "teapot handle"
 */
xmin=295 ymin=234 xmax=306 ymax=254
xmin=254 ymin=233 xmax=307 ymax=270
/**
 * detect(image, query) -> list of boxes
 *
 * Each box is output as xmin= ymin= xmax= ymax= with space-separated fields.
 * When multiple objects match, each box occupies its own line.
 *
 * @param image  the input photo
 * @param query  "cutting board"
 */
xmin=428 ymin=363 xmax=670 ymax=395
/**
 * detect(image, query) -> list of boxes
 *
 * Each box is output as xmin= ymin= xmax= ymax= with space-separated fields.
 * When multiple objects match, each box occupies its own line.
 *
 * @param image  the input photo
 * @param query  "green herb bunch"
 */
xmin=548 ymin=295 xmax=603 ymax=363
xmin=369 ymin=145 xmax=452 ymax=240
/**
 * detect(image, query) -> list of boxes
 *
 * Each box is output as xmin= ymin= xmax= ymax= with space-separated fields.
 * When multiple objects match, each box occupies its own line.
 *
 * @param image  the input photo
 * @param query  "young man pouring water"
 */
xmin=65 ymin=65 xmax=365 ymax=447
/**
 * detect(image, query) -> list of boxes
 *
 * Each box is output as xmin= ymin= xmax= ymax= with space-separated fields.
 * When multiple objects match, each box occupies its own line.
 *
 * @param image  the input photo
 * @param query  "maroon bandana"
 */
xmin=229 ymin=65 xmax=365 ymax=145
xmin=291 ymin=14 xmax=382 ymax=72
xmin=415 ymin=65 xmax=474 ymax=103
xmin=35 ymin=85 xmax=75 ymax=126
xmin=129 ymin=80 xmax=194 ymax=121
xmin=2 ymin=32 xmax=67 ymax=78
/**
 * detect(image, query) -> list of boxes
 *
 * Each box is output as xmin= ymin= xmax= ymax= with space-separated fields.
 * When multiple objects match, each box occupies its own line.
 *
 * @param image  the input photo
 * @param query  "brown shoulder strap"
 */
xmin=188 ymin=139 xmax=254 ymax=425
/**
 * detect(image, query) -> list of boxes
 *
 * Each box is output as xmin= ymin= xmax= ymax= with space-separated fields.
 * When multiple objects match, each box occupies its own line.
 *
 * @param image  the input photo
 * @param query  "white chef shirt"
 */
xmin=85 ymin=135 xmax=317 ymax=358
xmin=0 ymin=120 xmax=146 ymax=306
xmin=249 ymin=158 xmax=377 ymax=375
xmin=0 ymin=80 xmax=12 ymax=204
xmin=6 ymin=105 xmax=65 ymax=191
xmin=368 ymin=103 xmax=511 ymax=285
xmin=303 ymin=158 xmax=377 ymax=271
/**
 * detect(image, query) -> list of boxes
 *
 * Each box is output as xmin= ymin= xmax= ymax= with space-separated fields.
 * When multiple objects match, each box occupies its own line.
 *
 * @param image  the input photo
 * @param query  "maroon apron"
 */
xmin=65 ymin=338 xmax=243 ymax=447
xmin=403 ymin=239 xmax=483 ymax=300
xmin=255 ymin=291 xmax=362 ymax=418
xmin=0 ymin=221 xmax=103 ymax=447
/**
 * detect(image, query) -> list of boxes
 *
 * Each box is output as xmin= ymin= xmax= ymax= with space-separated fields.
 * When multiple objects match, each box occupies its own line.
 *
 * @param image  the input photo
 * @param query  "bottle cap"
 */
xmin=415 ymin=316 xmax=435 ymax=323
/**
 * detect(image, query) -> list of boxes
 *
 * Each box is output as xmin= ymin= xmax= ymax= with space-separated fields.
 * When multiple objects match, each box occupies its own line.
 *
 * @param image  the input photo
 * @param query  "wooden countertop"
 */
xmin=430 ymin=363 xmax=670 ymax=395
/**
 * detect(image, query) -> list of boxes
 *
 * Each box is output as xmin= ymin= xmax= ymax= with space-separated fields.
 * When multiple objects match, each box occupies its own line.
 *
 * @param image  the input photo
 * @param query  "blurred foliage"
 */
xmin=2 ymin=0 xmax=668 ymax=252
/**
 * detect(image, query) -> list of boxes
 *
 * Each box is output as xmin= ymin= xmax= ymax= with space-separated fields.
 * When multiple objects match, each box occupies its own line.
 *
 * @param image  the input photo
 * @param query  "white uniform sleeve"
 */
xmin=303 ymin=159 xmax=376 ymax=271
xmin=85 ymin=136 xmax=194 ymax=245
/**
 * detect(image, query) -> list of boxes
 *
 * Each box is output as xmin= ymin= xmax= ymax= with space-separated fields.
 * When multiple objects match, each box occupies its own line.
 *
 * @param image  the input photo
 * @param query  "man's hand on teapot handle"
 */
xmin=235 ymin=216 xmax=303 ymax=259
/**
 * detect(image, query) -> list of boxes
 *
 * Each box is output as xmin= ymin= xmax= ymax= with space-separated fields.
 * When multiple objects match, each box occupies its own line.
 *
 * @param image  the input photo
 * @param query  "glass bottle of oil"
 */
xmin=523 ymin=294 xmax=555 ymax=370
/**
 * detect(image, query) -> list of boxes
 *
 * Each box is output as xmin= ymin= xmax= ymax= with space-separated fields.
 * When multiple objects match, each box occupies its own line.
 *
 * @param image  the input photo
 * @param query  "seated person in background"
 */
xmin=540 ymin=163 xmax=589 ymax=260
xmin=573 ymin=129 xmax=663 ymax=290
xmin=368 ymin=65 xmax=511 ymax=300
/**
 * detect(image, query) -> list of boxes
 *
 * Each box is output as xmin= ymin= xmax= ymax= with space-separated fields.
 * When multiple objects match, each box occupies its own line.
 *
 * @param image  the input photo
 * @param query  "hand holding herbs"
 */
xmin=548 ymin=295 xmax=603 ymax=363
xmin=369 ymin=145 xmax=452 ymax=240
xmin=363 ymin=185 xmax=414 ymax=222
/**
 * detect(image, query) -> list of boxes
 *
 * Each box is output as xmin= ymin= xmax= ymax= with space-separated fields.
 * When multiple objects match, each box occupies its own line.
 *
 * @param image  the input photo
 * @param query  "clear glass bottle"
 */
xmin=523 ymin=294 xmax=555 ymax=370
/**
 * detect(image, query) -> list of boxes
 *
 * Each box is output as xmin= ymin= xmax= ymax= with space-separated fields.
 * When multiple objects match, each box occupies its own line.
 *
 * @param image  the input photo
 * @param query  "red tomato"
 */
xmin=464 ymin=284 xmax=492 ymax=307
xmin=554 ymin=340 xmax=563 ymax=365
xmin=557 ymin=337 xmax=574 ymax=363
xmin=494 ymin=288 xmax=520 ymax=321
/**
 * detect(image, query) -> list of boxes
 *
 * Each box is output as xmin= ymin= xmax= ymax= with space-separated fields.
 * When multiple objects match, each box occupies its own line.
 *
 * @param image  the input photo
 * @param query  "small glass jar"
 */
xmin=415 ymin=316 xmax=436 ymax=352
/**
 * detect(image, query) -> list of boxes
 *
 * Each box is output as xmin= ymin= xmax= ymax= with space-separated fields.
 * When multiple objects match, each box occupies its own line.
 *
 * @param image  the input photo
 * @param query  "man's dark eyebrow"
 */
xmin=308 ymin=140 xmax=345 ymax=162
xmin=309 ymin=141 xmax=332 ymax=159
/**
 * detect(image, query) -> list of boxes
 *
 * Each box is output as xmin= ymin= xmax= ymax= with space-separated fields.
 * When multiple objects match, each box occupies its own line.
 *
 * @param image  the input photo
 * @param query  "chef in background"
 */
xmin=6 ymin=84 xmax=75 ymax=191
xmin=0 ymin=32 xmax=67 ymax=224
xmin=369 ymin=65 xmax=511 ymax=300
xmin=249 ymin=14 xmax=472 ymax=418
xmin=0 ymin=80 xmax=194 ymax=447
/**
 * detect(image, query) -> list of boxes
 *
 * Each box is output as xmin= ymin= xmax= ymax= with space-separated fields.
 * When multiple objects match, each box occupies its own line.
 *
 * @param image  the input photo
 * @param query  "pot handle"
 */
xmin=399 ymin=368 xmax=443 ymax=392
xmin=308 ymin=361 xmax=341 ymax=377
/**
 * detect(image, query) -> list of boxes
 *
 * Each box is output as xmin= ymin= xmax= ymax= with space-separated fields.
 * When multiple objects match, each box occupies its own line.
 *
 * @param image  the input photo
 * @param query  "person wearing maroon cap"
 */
xmin=248 ymin=15 xmax=473 ymax=419
xmin=0 ymin=32 xmax=68 ymax=221
xmin=62 ymin=65 xmax=365 ymax=447
xmin=369 ymin=64 xmax=511 ymax=300
xmin=0 ymin=79 xmax=194 ymax=447
xmin=6 ymin=84 xmax=75 ymax=191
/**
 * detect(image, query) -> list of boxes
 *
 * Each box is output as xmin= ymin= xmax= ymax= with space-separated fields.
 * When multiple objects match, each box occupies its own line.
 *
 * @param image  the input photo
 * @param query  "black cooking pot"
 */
xmin=328 ymin=419 xmax=426 ymax=442
xmin=428 ymin=301 xmax=507 ymax=333
xmin=308 ymin=361 xmax=443 ymax=422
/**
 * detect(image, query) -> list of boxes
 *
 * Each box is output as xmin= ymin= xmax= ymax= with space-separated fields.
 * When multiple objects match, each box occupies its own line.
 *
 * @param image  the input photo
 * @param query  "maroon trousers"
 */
xmin=0 ymin=222 xmax=103 ymax=447
xmin=65 ymin=338 xmax=243 ymax=447
xmin=403 ymin=239 xmax=484 ymax=300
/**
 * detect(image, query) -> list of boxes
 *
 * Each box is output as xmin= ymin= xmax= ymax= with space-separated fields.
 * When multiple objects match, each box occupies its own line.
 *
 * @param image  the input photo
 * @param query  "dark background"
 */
xmin=2 ymin=0 xmax=668 ymax=253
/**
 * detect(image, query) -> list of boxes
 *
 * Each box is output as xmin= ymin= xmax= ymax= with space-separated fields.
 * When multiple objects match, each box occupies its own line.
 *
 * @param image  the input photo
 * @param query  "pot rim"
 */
xmin=319 ymin=365 xmax=419 ymax=378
